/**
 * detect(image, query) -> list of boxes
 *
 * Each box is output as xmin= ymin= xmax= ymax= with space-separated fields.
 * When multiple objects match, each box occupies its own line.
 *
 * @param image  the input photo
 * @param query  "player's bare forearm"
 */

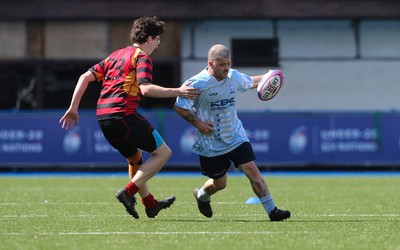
xmin=174 ymin=105 xmax=199 ymax=127
xmin=174 ymin=105 xmax=214 ymax=134
xmin=184 ymin=112 xmax=199 ymax=127
xmin=140 ymin=82 xmax=199 ymax=99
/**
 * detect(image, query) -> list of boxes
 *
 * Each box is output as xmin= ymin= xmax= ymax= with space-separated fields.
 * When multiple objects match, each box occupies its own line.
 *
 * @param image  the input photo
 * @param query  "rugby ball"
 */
xmin=257 ymin=70 xmax=284 ymax=101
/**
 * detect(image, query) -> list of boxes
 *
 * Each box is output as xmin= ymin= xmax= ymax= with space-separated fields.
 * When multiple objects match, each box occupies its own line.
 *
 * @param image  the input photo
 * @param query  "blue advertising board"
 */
xmin=0 ymin=111 xmax=158 ymax=166
xmin=1 ymin=111 xmax=400 ymax=168
xmin=164 ymin=112 xmax=400 ymax=166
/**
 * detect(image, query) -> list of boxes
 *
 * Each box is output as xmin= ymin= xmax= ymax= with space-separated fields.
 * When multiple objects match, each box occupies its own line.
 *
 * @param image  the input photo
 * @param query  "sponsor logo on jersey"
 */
xmin=210 ymin=97 xmax=235 ymax=111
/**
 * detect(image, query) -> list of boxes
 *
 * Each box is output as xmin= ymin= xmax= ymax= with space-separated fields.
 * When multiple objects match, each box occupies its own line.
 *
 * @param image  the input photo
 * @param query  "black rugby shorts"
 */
xmin=98 ymin=113 xmax=162 ymax=158
xmin=199 ymin=142 xmax=255 ymax=179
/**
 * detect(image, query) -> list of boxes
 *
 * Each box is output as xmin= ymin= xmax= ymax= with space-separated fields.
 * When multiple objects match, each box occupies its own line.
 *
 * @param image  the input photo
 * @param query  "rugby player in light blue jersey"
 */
xmin=174 ymin=44 xmax=290 ymax=221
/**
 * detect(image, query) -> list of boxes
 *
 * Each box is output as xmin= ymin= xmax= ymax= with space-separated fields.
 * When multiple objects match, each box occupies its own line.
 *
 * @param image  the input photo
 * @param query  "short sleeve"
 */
xmin=230 ymin=69 xmax=254 ymax=92
xmin=89 ymin=59 xmax=106 ymax=81
xmin=175 ymin=80 xmax=196 ymax=110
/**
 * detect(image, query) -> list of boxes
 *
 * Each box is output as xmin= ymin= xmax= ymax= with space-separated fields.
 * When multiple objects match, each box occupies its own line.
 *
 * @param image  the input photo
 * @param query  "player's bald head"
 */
xmin=208 ymin=44 xmax=230 ymax=61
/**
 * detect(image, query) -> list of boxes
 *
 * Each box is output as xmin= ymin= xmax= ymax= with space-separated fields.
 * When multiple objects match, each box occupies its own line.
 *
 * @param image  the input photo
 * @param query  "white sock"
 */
xmin=260 ymin=194 xmax=276 ymax=214
xmin=197 ymin=188 xmax=210 ymax=202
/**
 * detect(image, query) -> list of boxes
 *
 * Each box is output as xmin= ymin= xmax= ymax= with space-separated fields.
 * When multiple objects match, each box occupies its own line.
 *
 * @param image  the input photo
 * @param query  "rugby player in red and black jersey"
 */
xmin=60 ymin=16 xmax=200 ymax=219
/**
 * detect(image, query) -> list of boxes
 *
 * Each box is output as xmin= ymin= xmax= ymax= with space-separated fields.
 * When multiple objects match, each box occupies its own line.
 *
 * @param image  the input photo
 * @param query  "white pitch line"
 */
xmin=0 ymin=201 xmax=240 ymax=206
xmin=1 ymin=231 xmax=277 ymax=236
xmin=1 ymin=215 xmax=49 ymax=218
xmin=303 ymin=214 xmax=400 ymax=217
xmin=1 ymin=213 xmax=399 ymax=219
xmin=61 ymin=231 xmax=276 ymax=236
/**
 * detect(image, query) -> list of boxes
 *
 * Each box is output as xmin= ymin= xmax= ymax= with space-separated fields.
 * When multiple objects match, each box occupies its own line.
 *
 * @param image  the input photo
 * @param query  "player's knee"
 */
xmin=216 ymin=182 xmax=227 ymax=190
xmin=156 ymin=143 xmax=172 ymax=161
xmin=214 ymin=178 xmax=227 ymax=190
xmin=165 ymin=145 xmax=172 ymax=159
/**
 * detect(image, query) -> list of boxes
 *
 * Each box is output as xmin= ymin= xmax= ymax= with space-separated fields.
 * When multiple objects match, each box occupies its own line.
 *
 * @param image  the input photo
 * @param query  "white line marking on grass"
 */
xmin=1 ymin=215 xmax=49 ymax=218
xmin=1 ymin=231 xmax=276 ymax=236
xmin=62 ymin=231 xmax=276 ymax=235
xmin=0 ymin=201 xmax=241 ymax=206
xmin=0 ymin=202 xmax=113 ymax=206
xmin=2 ymin=213 xmax=398 ymax=220
xmin=309 ymin=214 xmax=400 ymax=217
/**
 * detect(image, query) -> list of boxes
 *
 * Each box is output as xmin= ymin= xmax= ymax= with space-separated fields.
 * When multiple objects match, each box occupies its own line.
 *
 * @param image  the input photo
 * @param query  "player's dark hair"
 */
xmin=130 ymin=16 xmax=165 ymax=44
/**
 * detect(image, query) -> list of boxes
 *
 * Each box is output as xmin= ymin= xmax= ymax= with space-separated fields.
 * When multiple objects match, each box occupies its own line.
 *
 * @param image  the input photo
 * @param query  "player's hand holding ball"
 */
xmin=257 ymin=70 xmax=284 ymax=101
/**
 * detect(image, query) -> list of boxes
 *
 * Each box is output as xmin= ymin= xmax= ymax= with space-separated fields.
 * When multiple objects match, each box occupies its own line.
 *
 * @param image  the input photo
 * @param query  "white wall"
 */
xmin=46 ymin=22 xmax=108 ymax=59
xmin=181 ymin=19 xmax=400 ymax=112
xmin=278 ymin=20 xmax=356 ymax=58
xmin=0 ymin=22 xmax=26 ymax=59
xmin=361 ymin=20 xmax=400 ymax=57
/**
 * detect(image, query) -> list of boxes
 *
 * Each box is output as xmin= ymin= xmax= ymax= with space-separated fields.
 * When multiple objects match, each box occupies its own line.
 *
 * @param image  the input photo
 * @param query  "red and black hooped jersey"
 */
xmin=90 ymin=46 xmax=153 ymax=120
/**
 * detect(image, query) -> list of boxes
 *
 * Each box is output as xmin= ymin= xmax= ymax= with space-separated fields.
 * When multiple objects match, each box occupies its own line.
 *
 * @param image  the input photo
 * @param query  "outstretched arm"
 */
xmin=250 ymin=70 xmax=272 ymax=89
xmin=140 ymin=82 xmax=200 ymax=99
xmin=59 ymin=71 xmax=95 ymax=130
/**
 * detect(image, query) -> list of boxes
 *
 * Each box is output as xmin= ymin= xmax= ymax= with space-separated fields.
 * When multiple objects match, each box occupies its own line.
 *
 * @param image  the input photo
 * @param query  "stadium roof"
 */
xmin=2 ymin=0 xmax=400 ymax=21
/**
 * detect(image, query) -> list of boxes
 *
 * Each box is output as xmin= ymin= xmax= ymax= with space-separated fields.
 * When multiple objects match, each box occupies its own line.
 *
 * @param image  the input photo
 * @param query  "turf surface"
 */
xmin=1 ymin=174 xmax=399 ymax=249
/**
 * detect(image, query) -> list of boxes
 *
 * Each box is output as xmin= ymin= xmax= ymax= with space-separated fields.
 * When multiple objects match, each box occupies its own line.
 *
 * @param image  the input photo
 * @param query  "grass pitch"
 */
xmin=0 ymin=173 xmax=399 ymax=250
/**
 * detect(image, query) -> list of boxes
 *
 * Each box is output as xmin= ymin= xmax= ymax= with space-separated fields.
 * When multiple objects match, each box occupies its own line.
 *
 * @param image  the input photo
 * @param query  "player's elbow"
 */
xmin=173 ymin=105 xmax=184 ymax=115
xmin=174 ymin=105 xmax=191 ymax=120
xmin=139 ymin=83 xmax=152 ymax=97
xmin=173 ymin=105 xmax=179 ymax=113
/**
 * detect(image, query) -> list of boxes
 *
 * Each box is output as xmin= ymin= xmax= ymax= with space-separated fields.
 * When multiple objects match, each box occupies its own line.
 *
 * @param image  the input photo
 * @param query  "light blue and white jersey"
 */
xmin=175 ymin=67 xmax=254 ymax=157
